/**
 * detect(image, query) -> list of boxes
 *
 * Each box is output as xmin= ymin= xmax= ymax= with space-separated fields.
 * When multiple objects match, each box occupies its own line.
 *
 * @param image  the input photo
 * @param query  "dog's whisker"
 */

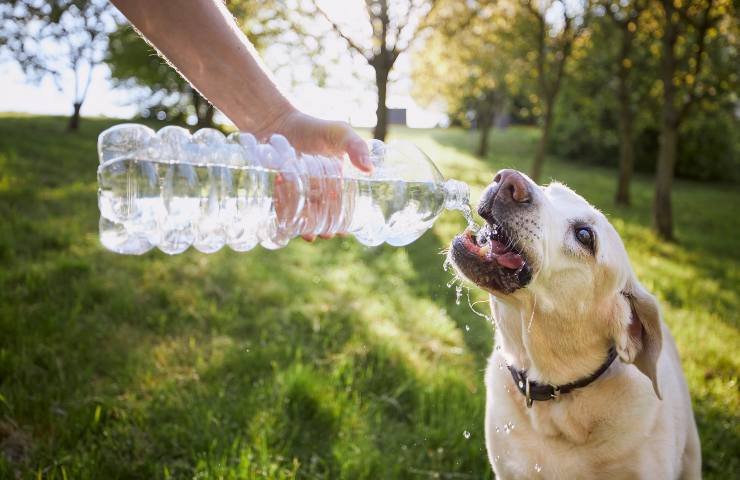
xmin=527 ymin=293 xmax=537 ymax=332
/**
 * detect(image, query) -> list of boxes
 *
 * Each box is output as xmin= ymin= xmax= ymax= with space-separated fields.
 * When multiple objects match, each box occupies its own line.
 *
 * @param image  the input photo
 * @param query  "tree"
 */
xmin=106 ymin=26 xmax=216 ymax=128
xmin=412 ymin=1 xmax=519 ymax=157
xmin=652 ymin=0 xmax=735 ymax=240
xmin=603 ymin=0 xmax=647 ymax=206
xmin=519 ymin=0 xmax=592 ymax=182
xmin=106 ymin=0 xmax=288 ymax=129
xmin=312 ymin=0 xmax=441 ymax=141
xmin=0 ymin=0 xmax=114 ymax=131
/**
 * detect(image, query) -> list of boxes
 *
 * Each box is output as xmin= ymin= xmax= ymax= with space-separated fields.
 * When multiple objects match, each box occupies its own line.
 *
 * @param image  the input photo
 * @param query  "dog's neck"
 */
xmin=490 ymin=292 xmax=617 ymax=386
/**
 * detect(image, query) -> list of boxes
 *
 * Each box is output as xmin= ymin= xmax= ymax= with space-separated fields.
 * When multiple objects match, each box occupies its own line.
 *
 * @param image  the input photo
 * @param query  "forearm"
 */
xmin=111 ymin=0 xmax=294 ymax=133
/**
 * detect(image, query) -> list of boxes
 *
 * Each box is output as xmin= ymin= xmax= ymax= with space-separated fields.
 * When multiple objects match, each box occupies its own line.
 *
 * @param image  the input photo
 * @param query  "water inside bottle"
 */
xmin=98 ymin=158 xmax=456 ymax=253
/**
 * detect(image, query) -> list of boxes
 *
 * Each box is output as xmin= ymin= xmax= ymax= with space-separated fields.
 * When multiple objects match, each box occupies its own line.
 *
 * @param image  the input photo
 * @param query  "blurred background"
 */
xmin=0 ymin=0 xmax=738 ymax=478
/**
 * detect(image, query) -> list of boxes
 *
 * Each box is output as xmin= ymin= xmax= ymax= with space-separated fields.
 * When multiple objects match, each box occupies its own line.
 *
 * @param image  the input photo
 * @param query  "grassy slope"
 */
xmin=0 ymin=115 xmax=737 ymax=479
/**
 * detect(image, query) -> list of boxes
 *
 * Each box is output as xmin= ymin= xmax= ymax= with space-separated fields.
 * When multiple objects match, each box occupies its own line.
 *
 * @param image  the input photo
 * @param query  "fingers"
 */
xmin=342 ymin=133 xmax=373 ymax=173
xmin=320 ymin=119 xmax=372 ymax=172
xmin=302 ymin=233 xmax=336 ymax=242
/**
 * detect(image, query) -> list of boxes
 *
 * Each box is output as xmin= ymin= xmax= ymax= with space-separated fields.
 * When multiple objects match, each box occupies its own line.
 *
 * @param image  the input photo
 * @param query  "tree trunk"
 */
xmin=654 ymin=122 xmax=677 ymax=240
xmin=192 ymin=89 xmax=216 ymax=129
xmin=373 ymin=65 xmax=390 ymax=141
xmin=615 ymin=30 xmax=635 ymax=206
xmin=654 ymin=3 xmax=679 ymax=241
xmin=197 ymin=103 xmax=216 ymax=129
xmin=66 ymin=102 xmax=82 ymax=132
xmin=530 ymin=99 xmax=554 ymax=183
xmin=477 ymin=114 xmax=492 ymax=158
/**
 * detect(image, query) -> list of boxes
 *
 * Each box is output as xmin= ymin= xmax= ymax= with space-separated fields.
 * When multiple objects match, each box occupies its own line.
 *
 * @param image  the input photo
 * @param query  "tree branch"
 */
xmin=393 ymin=0 xmax=441 ymax=57
xmin=313 ymin=1 xmax=371 ymax=61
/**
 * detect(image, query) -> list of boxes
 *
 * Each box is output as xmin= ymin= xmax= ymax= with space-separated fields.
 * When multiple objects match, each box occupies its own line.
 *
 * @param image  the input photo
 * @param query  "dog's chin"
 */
xmin=449 ymin=222 xmax=533 ymax=296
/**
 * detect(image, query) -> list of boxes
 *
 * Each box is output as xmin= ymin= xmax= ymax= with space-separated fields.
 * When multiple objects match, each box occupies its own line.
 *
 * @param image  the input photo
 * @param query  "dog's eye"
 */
xmin=575 ymin=226 xmax=594 ymax=250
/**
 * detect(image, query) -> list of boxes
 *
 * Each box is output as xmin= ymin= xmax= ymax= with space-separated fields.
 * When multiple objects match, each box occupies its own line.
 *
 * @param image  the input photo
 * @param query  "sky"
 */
xmin=0 ymin=0 xmax=446 ymax=128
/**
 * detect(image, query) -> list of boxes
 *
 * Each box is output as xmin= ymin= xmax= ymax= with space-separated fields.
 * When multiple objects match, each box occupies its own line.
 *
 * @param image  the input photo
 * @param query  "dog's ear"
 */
xmin=616 ymin=281 xmax=663 ymax=399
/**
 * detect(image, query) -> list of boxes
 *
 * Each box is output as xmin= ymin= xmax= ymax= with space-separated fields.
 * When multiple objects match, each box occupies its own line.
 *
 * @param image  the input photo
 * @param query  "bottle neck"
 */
xmin=442 ymin=179 xmax=470 ymax=211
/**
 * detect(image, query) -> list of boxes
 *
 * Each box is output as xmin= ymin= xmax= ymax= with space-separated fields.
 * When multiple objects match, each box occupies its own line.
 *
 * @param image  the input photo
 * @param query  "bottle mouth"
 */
xmin=443 ymin=179 xmax=470 ymax=211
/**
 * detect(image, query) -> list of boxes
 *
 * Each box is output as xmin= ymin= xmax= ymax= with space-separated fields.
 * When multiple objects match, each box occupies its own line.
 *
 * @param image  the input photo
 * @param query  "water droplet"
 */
xmin=534 ymin=463 xmax=542 ymax=473
xmin=495 ymin=427 xmax=500 ymax=433
xmin=455 ymin=285 xmax=462 ymax=305
xmin=463 ymin=430 xmax=471 ymax=439
xmin=495 ymin=345 xmax=502 ymax=352
xmin=497 ymin=362 xmax=505 ymax=370
xmin=494 ymin=455 xmax=500 ymax=463
xmin=446 ymin=278 xmax=456 ymax=288
xmin=465 ymin=324 xmax=470 ymax=332
xmin=503 ymin=421 xmax=515 ymax=434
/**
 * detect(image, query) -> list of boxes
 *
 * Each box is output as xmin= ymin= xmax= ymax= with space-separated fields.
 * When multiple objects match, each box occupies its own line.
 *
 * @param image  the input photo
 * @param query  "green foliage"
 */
xmin=0 ymin=115 xmax=738 ymax=479
xmin=548 ymin=2 xmax=740 ymax=182
xmin=104 ymin=0 xmax=288 ymax=126
xmin=0 ymin=0 xmax=116 ymax=129
xmin=106 ymin=25 xmax=197 ymax=124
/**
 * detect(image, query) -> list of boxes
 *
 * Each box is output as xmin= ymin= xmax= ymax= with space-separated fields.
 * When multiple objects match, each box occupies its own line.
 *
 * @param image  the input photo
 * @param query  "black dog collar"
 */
xmin=507 ymin=347 xmax=618 ymax=408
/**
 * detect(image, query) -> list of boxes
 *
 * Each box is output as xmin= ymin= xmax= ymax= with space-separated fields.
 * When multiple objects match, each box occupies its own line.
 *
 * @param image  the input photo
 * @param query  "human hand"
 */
xmin=259 ymin=109 xmax=373 ymax=173
xmin=257 ymin=108 xmax=372 ymax=242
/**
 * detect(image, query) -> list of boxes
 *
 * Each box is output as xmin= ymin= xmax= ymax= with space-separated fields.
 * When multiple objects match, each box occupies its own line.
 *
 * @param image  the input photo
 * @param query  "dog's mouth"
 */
xmin=449 ymin=218 xmax=532 ymax=294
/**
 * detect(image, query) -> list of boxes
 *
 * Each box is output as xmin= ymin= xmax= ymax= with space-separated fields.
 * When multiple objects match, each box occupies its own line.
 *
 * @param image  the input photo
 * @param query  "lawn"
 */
xmin=0 ymin=114 xmax=737 ymax=479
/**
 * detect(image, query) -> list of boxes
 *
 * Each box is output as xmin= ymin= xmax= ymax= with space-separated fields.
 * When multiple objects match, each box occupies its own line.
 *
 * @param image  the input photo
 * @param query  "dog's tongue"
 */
xmin=497 ymin=252 xmax=524 ymax=269
xmin=490 ymin=239 xmax=524 ymax=269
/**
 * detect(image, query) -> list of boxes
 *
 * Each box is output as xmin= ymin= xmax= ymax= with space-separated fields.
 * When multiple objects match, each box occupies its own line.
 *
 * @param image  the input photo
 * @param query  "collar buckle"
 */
xmin=550 ymin=385 xmax=561 ymax=402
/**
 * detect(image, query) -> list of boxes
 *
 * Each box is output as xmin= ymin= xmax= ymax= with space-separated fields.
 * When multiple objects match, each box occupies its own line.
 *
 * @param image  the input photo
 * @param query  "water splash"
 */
xmin=463 ymin=430 xmax=471 ymax=439
xmin=455 ymin=203 xmax=480 ymax=232
xmin=455 ymin=284 xmax=463 ymax=305
xmin=464 ymin=324 xmax=470 ymax=332
xmin=464 ymin=286 xmax=492 ymax=322
xmin=502 ymin=421 xmax=515 ymax=434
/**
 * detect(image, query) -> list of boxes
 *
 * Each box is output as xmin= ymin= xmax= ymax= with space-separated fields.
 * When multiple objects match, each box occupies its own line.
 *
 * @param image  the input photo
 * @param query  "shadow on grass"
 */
xmin=0 ymin=116 xmax=736 ymax=479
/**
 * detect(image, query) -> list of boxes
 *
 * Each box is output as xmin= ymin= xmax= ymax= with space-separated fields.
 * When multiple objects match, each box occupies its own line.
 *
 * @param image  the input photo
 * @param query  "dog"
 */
xmin=448 ymin=169 xmax=701 ymax=479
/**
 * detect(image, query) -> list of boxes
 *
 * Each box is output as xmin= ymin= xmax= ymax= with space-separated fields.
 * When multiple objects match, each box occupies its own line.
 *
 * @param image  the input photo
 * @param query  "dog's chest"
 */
xmin=487 ymin=405 xmax=607 ymax=479
xmin=486 ymin=361 xmax=611 ymax=477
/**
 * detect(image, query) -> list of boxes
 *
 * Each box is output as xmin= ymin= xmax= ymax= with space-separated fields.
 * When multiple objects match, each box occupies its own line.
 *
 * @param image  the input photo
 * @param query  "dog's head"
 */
xmin=449 ymin=169 xmax=663 ymax=397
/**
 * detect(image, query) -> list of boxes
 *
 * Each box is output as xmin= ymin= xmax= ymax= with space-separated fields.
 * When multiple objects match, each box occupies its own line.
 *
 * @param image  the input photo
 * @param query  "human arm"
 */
xmin=109 ymin=0 xmax=372 ymax=172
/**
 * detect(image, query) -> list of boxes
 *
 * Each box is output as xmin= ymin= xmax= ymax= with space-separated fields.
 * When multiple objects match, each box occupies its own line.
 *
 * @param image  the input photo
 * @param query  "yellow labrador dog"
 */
xmin=448 ymin=170 xmax=701 ymax=479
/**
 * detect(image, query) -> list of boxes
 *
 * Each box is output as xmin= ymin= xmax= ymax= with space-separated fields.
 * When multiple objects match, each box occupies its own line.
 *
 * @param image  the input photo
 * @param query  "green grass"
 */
xmin=0 ymin=114 xmax=737 ymax=479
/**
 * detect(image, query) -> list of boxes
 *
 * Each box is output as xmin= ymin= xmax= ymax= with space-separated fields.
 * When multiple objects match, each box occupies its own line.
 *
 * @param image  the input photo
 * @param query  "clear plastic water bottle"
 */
xmin=97 ymin=124 xmax=470 ymax=255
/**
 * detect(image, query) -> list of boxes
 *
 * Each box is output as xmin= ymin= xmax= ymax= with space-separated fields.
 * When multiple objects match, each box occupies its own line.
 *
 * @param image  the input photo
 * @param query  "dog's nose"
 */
xmin=494 ymin=169 xmax=531 ymax=204
xmin=478 ymin=169 xmax=532 ymax=222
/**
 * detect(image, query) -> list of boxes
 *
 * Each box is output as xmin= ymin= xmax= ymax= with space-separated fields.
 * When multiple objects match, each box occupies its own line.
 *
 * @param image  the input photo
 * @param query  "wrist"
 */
xmin=236 ymin=95 xmax=297 ymax=140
